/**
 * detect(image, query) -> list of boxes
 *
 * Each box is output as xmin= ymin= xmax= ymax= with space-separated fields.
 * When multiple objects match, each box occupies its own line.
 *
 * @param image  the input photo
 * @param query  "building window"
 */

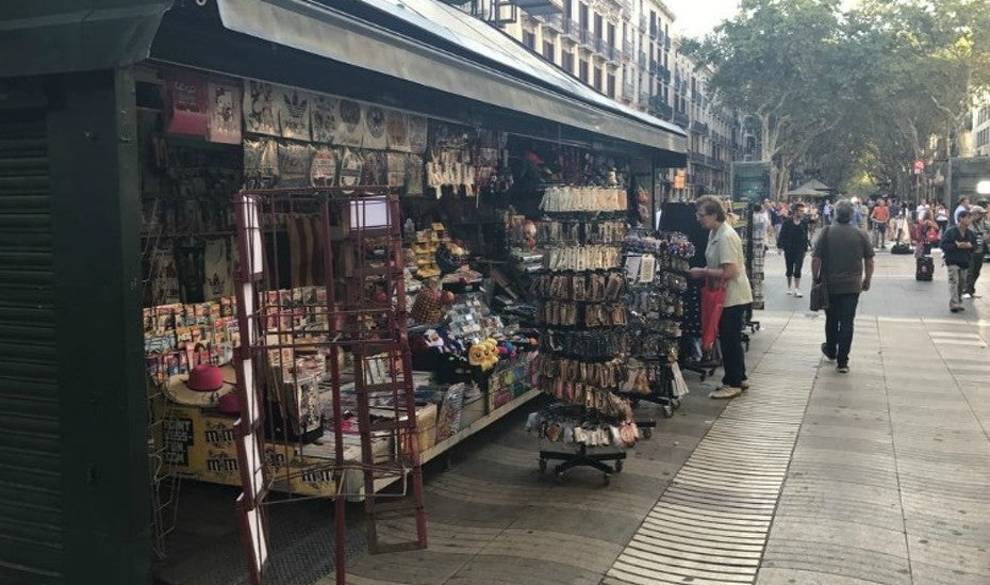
xmin=594 ymin=67 xmax=603 ymax=91
xmin=523 ymin=30 xmax=536 ymax=50
xmin=562 ymin=51 xmax=575 ymax=74
xmin=607 ymin=74 xmax=616 ymax=98
xmin=607 ymin=22 xmax=616 ymax=47
xmin=543 ymin=40 xmax=555 ymax=62
xmin=579 ymin=2 xmax=589 ymax=30
xmin=594 ymin=13 xmax=603 ymax=39
xmin=579 ymin=59 xmax=589 ymax=83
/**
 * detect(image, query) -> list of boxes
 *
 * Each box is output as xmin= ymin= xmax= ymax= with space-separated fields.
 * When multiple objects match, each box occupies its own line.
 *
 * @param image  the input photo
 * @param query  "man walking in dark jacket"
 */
xmin=812 ymin=200 xmax=874 ymax=373
xmin=941 ymin=210 xmax=978 ymax=312
xmin=778 ymin=203 xmax=810 ymax=297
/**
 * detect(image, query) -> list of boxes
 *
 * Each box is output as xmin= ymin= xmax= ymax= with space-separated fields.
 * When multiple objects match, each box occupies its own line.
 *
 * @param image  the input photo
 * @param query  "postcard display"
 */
xmin=529 ymin=186 xmax=641 ymax=483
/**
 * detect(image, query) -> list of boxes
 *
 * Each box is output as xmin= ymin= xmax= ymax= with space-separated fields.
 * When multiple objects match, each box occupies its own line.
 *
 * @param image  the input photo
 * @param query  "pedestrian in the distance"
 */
xmin=936 ymin=204 xmax=949 ymax=234
xmin=871 ymin=199 xmax=890 ymax=249
xmin=690 ymin=195 xmax=753 ymax=399
xmin=778 ymin=203 xmax=810 ymax=298
xmin=812 ymin=199 xmax=875 ymax=374
xmin=920 ymin=213 xmax=941 ymax=255
xmin=940 ymin=210 xmax=977 ymax=313
xmin=965 ymin=206 xmax=987 ymax=299
xmin=822 ymin=199 xmax=834 ymax=226
xmin=954 ymin=196 xmax=971 ymax=224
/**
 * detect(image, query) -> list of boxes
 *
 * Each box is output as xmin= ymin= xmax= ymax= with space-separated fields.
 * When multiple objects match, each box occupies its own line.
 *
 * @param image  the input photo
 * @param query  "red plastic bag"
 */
xmin=700 ymin=283 xmax=726 ymax=351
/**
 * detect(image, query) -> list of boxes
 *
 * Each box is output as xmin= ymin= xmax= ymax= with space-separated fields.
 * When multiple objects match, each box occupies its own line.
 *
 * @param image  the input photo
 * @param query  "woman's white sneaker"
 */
xmin=709 ymin=386 xmax=742 ymax=399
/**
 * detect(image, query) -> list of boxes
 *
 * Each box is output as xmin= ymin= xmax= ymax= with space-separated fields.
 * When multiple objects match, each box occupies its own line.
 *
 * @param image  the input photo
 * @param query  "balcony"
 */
xmin=638 ymin=51 xmax=648 ymax=67
xmin=579 ymin=28 xmax=593 ymax=47
xmin=562 ymin=18 xmax=579 ymax=37
xmin=639 ymin=90 xmax=650 ymax=105
xmin=622 ymin=40 xmax=633 ymax=61
xmin=673 ymin=111 xmax=690 ymax=127
xmin=689 ymin=151 xmax=707 ymax=165
xmin=660 ymin=67 xmax=671 ymax=83
xmin=650 ymin=23 xmax=658 ymax=40
xmin=691 ymin=120 xmax=710 ymax=135
xmin=639 ymin=15 xmax=648 ymax=32
xmin=515 ymin=0 xmax=565 ymax=17
xmin=606 ymin=44 xmax=620 ymax=63
xmin=538 ymin=13 xmax=565 ymax=32
xmin=649 ymin=96 xmax=673 ymax=120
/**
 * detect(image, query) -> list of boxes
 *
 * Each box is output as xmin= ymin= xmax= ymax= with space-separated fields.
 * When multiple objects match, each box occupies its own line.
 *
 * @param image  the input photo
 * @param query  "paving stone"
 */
xmin=906 ymin=532 xmax=990 ymax=577
xmin=756 ymin=567 xmax=910 ymax=585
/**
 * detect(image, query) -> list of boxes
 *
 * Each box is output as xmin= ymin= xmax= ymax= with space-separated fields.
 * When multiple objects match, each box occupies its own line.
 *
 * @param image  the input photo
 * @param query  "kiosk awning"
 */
xmin=215 ymin=0 xmax=686 ymax=154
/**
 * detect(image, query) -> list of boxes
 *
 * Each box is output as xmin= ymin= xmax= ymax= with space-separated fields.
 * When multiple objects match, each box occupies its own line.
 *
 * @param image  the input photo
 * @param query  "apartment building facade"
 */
xmin=463 ymin=0 xmax=742 ymax=196
xmin=975 ymin=96 xmax=990 ymax=157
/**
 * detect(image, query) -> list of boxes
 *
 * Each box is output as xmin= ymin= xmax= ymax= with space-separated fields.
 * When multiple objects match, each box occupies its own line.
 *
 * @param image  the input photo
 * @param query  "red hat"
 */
xmin=165 ymin=364 xmax=235 ymax=408
xmin=186 ymin=364 xmax=226 ymax=392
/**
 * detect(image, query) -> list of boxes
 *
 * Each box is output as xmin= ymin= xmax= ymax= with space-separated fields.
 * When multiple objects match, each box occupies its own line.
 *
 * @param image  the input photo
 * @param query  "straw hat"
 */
xmin=165 ymin=363 xmax=236 ymax=408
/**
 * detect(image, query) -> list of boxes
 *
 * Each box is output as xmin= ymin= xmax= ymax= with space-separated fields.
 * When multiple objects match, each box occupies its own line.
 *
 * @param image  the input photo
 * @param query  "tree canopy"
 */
xmin=687 ymin=0 xmax=990 ymax=199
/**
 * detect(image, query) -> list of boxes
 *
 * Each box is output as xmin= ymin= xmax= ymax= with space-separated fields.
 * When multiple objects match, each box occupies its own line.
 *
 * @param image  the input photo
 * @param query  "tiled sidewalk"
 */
xmin=327 ymin=253 xmax=990 ymax=585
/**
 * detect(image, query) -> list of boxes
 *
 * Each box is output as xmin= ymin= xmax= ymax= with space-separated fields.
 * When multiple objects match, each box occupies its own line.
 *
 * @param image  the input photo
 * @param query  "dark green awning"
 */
xmin=0 ymin=1 xmax=172 ymax=77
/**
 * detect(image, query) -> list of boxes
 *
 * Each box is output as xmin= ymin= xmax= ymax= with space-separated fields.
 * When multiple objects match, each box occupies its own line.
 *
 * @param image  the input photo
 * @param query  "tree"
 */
xmin=685 ymin=0 xmax=856 ymax=198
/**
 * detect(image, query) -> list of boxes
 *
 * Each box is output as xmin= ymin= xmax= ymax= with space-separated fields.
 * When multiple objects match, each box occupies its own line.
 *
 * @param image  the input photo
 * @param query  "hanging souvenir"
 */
xmin=407 ymin=114 xmax=428 ymax=154
xmin=276 ymin=86 xmax=311 ymax=141
xmin=385 ymin=109 xmax=409 ymax=152
xmin=148 ymin=247 xmax=181 ymax=305
xmin=338 ymin=148 xmax=364 ymax=190
xmin=165 ymin=75 xmax=208 ymax=137
xmin=363 ymin=104 xmax=387 ymax=150
xmin=243 ymin=80 xmax=278 ymax=136
xmin=405 ymin=154 xmax=424 ymax=196
xmin=243 ymin=138 xmax=279 ymax=188
xmin=203 ymin=238 xmax=233 ymax=298
xmin=310 ymin=146 xmax=339 ymax=187
xmin=311 ymin=95 xmax=338 ymax=143
xmin=336 ymin=99 xmax=364 ymax=146
xmin=277 ymin=141 xmax=313 ymax=188
xmin=361 ymin=150 xmax=387 ymax=186
xmin=386 ymin=152 xmax=407 ymax=188
xmin=206 ymin=82 xmax=242 ymax=144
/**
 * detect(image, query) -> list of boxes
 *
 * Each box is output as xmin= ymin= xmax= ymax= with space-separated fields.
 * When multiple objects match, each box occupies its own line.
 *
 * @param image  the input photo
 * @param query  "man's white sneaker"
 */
xmin=709 ymin=386 xmax=742 ymax=399
xmin=785 ymin=290 xmax=793 ymax=296
xmin=794 ymin=290 xmax=803 ymax=298
xmin=963 ymin=293 xmax=973 ymax=299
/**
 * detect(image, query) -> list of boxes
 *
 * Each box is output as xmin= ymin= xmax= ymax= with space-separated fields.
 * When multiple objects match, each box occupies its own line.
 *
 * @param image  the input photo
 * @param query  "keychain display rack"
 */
xmin=531 ymin=186 xmax=640 ymax=484
xmin=619 ymin=230 xmax=694 ymax=418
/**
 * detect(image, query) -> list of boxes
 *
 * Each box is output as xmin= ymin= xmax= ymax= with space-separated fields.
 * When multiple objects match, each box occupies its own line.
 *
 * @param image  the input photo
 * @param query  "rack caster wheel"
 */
xmin=603 ymin=473 xmax=611 ymax=486
xmin=555 ymin=470 xmax=564 ymax=481
xmin=662 ymin=405 xmax=673 ymax=418
xmin=614 ymin=460 xmax=623 ymax=473
xmin=672 ymin=398 xmax=681 ymax=409
xmin=539 ymin=458 xmax=547 ymax=474
xmin=642 ymin=427 xmax=653 ymax=439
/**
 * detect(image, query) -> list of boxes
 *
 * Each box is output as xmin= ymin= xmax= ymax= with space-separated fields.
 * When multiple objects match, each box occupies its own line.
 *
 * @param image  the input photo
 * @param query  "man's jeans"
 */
xmin=967 ymin=252 xmax=984 ymax=295
xmin=824 ymin=293 xmax=860 ymax=367
xmin=948 ymin=265 xmax=968 ymax=309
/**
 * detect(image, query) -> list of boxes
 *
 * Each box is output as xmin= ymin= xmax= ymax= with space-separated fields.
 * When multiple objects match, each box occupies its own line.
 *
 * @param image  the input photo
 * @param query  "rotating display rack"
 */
xmin=529 ymin=186 xmax=641 ymax=484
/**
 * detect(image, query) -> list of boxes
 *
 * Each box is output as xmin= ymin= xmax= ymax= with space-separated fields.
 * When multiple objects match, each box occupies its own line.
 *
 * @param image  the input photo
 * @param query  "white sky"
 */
xmin=665 ymin=0 xmax=860 ymax=40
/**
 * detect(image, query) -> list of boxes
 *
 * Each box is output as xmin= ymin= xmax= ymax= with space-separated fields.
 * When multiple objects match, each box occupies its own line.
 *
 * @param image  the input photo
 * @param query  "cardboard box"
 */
xmin=154 ymin=401 xmax=338 ymax=496
xmin=460 ymin=395 xmax=486 ymax=428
